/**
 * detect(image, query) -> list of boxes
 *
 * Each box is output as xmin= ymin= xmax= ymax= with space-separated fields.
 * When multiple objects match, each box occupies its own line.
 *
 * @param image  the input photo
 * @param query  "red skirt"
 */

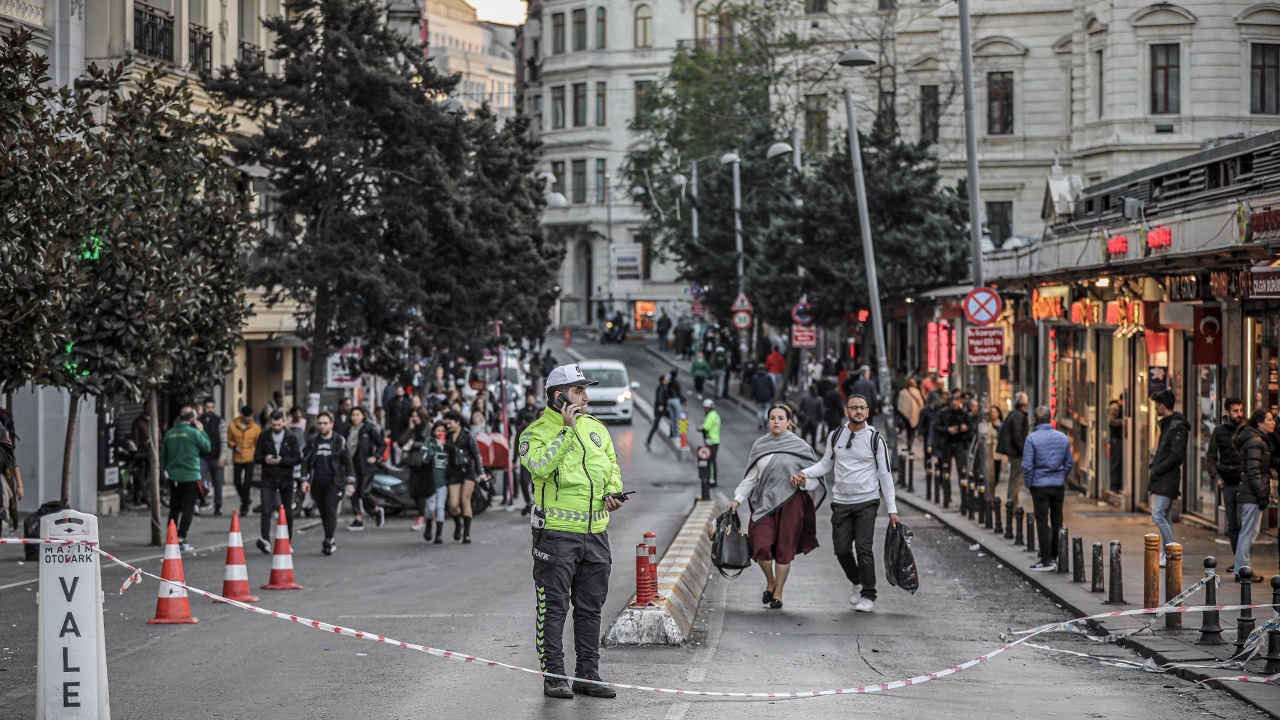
xmin=747 ymin=491 xmax=818 ymax=564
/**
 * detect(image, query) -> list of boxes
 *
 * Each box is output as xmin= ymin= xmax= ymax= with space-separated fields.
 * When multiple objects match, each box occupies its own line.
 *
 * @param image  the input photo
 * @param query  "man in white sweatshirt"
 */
xmin=791 ymin=393 xmax=898 ymax=613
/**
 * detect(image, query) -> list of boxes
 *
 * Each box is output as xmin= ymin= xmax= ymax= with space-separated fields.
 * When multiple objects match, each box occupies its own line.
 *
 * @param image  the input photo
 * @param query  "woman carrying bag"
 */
xmin=727 ymin=404 xmax=827 ymax=609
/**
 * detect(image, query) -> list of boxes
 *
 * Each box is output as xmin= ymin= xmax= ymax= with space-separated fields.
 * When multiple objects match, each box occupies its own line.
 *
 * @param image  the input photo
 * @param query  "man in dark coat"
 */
xmin=1148 ymin=389 xmax=1188 ymax=566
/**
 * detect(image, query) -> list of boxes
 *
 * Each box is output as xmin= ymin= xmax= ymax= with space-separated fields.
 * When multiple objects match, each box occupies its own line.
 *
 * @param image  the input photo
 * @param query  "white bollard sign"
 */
xmin=37 ymin=510 xmax=110 ymax=719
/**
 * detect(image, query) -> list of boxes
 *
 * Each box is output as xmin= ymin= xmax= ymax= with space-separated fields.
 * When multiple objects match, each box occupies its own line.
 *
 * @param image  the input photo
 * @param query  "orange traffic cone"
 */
xmin=216 ymin=511 xmax=260 ymax=604
xmin=148 ymin=520 xmax=199 ymax=624
xmin=261 ymin=505 xmax=302 ymax=590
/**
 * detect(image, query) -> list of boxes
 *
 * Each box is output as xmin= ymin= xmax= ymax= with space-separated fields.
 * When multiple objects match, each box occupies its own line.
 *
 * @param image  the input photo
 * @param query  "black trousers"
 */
xmin=831 ymin=500 xmax=880 ymax=600
xmin=1222 ymin=482 xmax=1241 ymax=554
xmin=938 ymin=442 xmax=968 ymax=499
xmin=800 ymin=421 xmax=818 ymax=448
xmin=261 ymin=481 xmax=295 ymax=542
xmin=350 ymin=467 xmax=381 ymax=517
xmin=168 ymin=481 xmax=199 ymax=539
xmin=532 ymin=528 xmax=611 ymax=677
xmin=233 ymin=463 xmax=255 ymax=511
xmin=1030 ymin=485 xmax=1065 ymax=562
xmin=645 ymin=412 xmax=665 ymax=445
xmin=314 ymin=481 xmax=344 ymax=540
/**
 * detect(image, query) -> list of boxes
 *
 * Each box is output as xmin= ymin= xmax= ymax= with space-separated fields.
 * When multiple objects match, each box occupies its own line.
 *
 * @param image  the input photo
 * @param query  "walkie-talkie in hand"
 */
xmin=602 ymin=491 xmax=636 ymax=504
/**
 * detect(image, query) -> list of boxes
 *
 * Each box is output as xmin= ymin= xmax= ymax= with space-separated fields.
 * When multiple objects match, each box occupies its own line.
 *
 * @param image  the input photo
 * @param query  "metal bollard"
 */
xmin=992 ymin=498 xmax=1003 ymax=535
xmin=1004 ymin=501 xmax=1014 ymax=540
xmin=907 ymin=455 xmax=914 ymax=493
xmin=1090 ymin=542 xmax=1104 ymax=592
xmin=1057 ymin=527 xmax=1070 ymax=574
xmin=925 ymin=457 xmax=934 ymax=501
xmin=1263 ymin=576 xmax=1280 ymax=673
xmin=1196 ymin=556 xmax=1226 ymax=645
xmin=978 ymin=486 xmax=989 ymax=526
xmin=1107 ymin=540 xmax=1126 ymax=604
xmin=941 ymin=468 xmax=950 ymax=508
xmin=896 ymin=454 xmax=905 ymax=487
xmin=633 ymin=543 xmax=654 ymax=606
xmin=1234 ymin=567 xmax=1256 ymax=658
xmin=959 ymin=479 xmax=969 ymax=515
xmin=1143 ymin=533 xmax=1161 ymax=610
xmin=1072 ymin=537 xmax=1085 ymax=583
xmin=1026 ymin=516 xmax=1036 ymax=554
xmin=1014 ymin=506 xmax=1024 ymax=546
xmin=1165 ymin=542 xmax=1183 ymax=629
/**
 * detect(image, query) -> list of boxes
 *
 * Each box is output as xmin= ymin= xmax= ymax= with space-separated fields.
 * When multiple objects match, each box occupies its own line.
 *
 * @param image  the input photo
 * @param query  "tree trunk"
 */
xmin=60 ymin=394 xmax=81 ymax=507
xmin=147 ymin=389 xmax=163 ymax=546
xmin=306 ymin=297 xmax=334 ymax=421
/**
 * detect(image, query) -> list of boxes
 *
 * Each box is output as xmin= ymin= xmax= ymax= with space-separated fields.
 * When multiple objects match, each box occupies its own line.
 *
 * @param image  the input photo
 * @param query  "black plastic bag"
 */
xmin=711 ymin=510 xmax=752 ymax=578
xmin=23 ymin=500 xmax=68 ymax=562
xmin=883 ymin=522 xmax=919 ymax=594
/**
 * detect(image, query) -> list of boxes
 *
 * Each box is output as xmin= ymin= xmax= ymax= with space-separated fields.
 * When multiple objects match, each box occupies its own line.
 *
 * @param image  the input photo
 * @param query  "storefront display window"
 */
xmin=633 ymin=301 xmax=656 ymax=331
xmin=1187 ymin=358 xmax=1219 ymax=519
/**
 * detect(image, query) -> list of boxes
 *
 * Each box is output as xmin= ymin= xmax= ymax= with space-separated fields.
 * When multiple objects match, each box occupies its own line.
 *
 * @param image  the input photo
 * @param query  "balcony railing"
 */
xmin=239 ymin=40 xmax=265 ymax=70
xmin=675 ymin=36 xmax=738 ymax=54
xmin=134 ymin=3 xmax=175 ymax=63
xmin=189 ymin=24 xmax=213 ymax=74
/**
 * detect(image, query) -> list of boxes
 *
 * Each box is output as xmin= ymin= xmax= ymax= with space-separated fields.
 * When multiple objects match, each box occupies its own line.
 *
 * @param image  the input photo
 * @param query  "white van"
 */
xmin=576 ymin=359 xmax=640 ymax=424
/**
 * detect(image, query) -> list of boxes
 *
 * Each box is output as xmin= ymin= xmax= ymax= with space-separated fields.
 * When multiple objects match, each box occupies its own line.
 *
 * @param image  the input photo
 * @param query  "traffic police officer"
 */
xmin=520 ymin=364 xmax=625 ymax=699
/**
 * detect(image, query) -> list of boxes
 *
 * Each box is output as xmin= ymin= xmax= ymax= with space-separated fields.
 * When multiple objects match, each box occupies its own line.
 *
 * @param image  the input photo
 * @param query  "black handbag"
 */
xmin=711 ymin=510 xmax=752 ymax=578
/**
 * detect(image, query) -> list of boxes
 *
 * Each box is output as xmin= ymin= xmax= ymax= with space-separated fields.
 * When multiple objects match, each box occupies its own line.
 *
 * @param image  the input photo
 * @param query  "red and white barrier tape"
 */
xmin=6 ymin=537 xmax=1280 ymax=697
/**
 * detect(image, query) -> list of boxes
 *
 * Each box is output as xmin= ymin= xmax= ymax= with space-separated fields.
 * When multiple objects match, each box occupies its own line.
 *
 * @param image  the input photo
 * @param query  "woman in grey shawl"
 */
xmin=728 ymin=404 xmax=827 ymax=609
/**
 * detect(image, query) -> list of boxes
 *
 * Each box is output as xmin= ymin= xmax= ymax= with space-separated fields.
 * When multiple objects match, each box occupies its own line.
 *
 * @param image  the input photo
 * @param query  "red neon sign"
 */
xmin=927 ymin=322 xmax=939 ymax=372
xmin=1146 ymin=226 xmax=1172 ymax=249
xmin=1106 ymin=235 xmax=1129 ymax=255
xmin=1048 ymin=328 xmax=1059 ymax=428
xmin=939 ymin=322 xmax=951 ymax=378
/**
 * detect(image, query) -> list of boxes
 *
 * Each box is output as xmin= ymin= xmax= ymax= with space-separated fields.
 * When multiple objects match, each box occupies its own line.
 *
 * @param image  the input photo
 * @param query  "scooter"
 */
xmin=600 ymin=320 xmax=626 ymax=344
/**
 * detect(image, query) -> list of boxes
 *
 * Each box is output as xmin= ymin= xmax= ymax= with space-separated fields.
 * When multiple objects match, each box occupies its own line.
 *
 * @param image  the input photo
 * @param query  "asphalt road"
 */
xmin=0 ymin=337 xmax=1265 ymax=718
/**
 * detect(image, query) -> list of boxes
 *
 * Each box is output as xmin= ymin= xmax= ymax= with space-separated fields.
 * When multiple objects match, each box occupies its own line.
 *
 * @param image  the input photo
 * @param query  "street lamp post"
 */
xmin=720 ymin=151 xmax=749 ymax=363
xmin=958 ymin=0 xmax=990 ymax=414
xmin=839 ymin=49 xmax=896 ymax=456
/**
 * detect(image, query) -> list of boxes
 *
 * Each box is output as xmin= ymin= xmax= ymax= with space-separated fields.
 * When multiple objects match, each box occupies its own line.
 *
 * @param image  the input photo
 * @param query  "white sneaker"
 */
xmin=849 ymin=593 xmax=860 ymax=607
xmin=411 ymin=519 xmax=425 ymax=532
xmin=1159 ymin=554 xmax=1167 ymax=568
xmin=853 ymin=598 xmax=874 ymax=613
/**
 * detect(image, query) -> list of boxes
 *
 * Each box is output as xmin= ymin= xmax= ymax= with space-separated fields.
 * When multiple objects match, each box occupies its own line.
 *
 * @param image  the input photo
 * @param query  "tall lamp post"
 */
xmin=719 ymin=150 xmax=749 ymax=363
xmin=838 ymin=48 xmax=896 ymax=456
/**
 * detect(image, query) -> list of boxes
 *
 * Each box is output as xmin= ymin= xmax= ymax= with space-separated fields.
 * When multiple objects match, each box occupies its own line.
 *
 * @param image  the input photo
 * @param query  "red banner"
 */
xmin=1192 ymin=307 xmax=1223 ymax=365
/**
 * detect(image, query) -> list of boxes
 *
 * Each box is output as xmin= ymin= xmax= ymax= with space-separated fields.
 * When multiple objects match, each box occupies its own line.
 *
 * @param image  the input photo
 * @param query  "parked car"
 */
xmin=463 ymin=354 xmax=528 ymax=418
xmin=576 ymin=359 xmax=639 ymax=425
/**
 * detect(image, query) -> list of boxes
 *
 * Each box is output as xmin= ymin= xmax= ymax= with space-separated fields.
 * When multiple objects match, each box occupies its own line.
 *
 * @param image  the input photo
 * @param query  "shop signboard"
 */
xmin=1031 ymin=287 xmax=1067 ymax=321
xmin=927 ymin=322 xmax=939 ymax=373
xmin=791 ymin=324 xmax=816 ymax=348
xmin=1165 ymin=273 xmax=1207 ymax=302
xmin=1248 ymin=204 xmax=1280 ymax=244
xmin=1146 ymin=226 xmax=1172 ymax=250
xmin=965 ymin=326 xmax=1005 ymax=366
xmin=613 ymin=244 xmax=643 ymax=292
xmin=325 ymin=346 xmax=362 ymax=389
xmin=1210 ymin=268 xmax=1250 ymax=300
xmin=1148 ymin=366 xmax=1168 ymax=396
xmin=1106 ymin=235 xmax=1129 ymax=255
xmin=1250 ymin=264 xmax=1280 ymax=298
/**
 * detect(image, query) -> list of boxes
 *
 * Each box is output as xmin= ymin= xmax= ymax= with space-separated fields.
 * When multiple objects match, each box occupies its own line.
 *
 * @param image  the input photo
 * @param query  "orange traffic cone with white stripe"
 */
xmin=148 ymin=520 xmax=199 ymax=624
xmin=261 ymin=505 xmax=303 ymax=590
xmin=216 ymin=511 xmax=260 ymax=604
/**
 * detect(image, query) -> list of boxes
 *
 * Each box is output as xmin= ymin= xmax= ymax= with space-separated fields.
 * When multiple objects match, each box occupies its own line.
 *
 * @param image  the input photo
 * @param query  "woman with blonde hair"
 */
xmin=728 ymin=404 xmax=827 ymax=608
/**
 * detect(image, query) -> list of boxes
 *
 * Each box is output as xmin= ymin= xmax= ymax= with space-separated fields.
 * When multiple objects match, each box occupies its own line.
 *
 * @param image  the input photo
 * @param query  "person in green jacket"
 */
xmin=699 ymin=398 xmax=721 ymax=486
xmin=690 ymin=351 xmax=711 ymax=398
xmin=420 ymin=420 xmax=450 ymax=544
xmin=520 ymin=364 xmax=626 ymax=700
xmin=160 ymin=407 xmax=211 ymax=551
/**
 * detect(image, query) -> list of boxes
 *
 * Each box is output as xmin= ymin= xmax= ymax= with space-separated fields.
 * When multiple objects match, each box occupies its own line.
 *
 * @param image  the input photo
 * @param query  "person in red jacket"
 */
xmin=765 ymin=348 xmax=787 ymax=399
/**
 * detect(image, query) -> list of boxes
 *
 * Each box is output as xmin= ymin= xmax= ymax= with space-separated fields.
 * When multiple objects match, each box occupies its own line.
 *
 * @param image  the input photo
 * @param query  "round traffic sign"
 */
xmin=732 ymin=311 xmax=752 ymax=330
xmin=791 ymin=302 xmax=812 ymax=325
xmin=697 ymin=446 xmax=712 ymax=460
xmin=963 ymin=287 xmax=1003 ymax=326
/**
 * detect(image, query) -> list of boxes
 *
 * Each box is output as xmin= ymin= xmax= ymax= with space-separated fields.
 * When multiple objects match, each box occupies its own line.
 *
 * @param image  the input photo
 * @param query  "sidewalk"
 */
xmin=0 ymin=507 xmax=321 ymax=590
xmin=897 ymin=450 xmax=1280 ymax=716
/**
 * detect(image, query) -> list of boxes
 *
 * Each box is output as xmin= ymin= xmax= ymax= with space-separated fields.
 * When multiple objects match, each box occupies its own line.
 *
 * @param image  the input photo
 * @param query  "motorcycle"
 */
xmin=600 ymin=319 xmax=627 ymax=344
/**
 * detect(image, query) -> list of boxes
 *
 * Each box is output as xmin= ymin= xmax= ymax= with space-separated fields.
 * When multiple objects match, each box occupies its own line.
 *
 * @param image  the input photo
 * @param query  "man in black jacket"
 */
xmin=644 ymin=374 xmax=671 ymax=452
xmin=1148 ymin=389 xmax=1188 ymax=566
xmin=997 ymin=392 xmax=1030 ymax=507
xmin=931 ymin=393 xmax=974 ymax=502
xmin=198 ymin=398 xmax=227 ymax=515
xmin=301 ymin=411 xmax=356 ymax=556
xmin=1206 ymin=396 xmax=1245 ymax=561
xmin=254 ymin=410 xmax=303 ymax=553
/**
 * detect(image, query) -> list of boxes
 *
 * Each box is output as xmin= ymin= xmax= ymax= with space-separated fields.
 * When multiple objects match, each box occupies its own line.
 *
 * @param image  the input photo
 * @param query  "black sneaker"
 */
xmin=347 ymin=519 xmax=365 ymax=532
xmin=322 ymin=538 xmax=335 ymax=556
xmin=462 ymin=535 xmax=472 ymax=544
xmin=543 ymin=679 xmax=574 ymax=699
xmin=1029 ymin=560 xmax=1056 ymax=572
xmin=375 ymin=507 xmax=386 ymax=528
xmin=256 ymin=537 xmax=271 ymax=555
xmin=571 ymin=673 xmax=617 ymax=698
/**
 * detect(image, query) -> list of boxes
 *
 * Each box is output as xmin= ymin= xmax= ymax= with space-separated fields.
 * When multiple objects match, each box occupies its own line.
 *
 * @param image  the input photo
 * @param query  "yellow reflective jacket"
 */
xmin=519 ymin=407 xmax=623 ymax=533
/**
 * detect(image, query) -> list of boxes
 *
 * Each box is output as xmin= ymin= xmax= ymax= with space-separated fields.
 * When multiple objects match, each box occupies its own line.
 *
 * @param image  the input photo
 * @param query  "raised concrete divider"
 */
xmin=605 ymin=498 xmax=720 ymax=646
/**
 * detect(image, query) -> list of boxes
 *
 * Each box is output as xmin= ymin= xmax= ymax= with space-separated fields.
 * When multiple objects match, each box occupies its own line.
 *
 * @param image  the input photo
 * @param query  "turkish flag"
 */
xmin=1193 ymin=307 xmax=1223 ymax=365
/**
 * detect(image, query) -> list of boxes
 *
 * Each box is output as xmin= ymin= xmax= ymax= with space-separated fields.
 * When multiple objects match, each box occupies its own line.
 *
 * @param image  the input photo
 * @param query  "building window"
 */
xmin=552 ymin=13 xmax=565 ymax=54
xmin=1252 ymin=43 xmax=1280 ymax=115
xmin=877 ymin=0 xmax=895 ymax=9
xmin=634 ymin=80 xmax=654 ymax=118
xmin=531 ymin=94 xmax=543 ymax=130
xmin=572 ymin=160 xmax=587 ymax=203
xmin=986 ymin=201 xmax=1013 ymax=246
xmin=803 ymin=94 xmax=827 ymax=154
xmin=920 ymin=85 xmax=939 ymax=144
xmin=572 ymin=9 xmax=587 ymax=51
xmin=1150 ymin=43 xmax=1180 ymax=114
xmin=596 ymin=8 xmax=606 ymax=49
xmin=805 ymin=0 xmax=828 ymax=13
xmin=986 ymin=71 xmax=1013 ymax=135
xmin=551 ymin=86 xmax=566 ymax=128
xmin=695 ymin=3 xmax=710 ymax=41
xmin=1095 ymin=49 xmax=1104 ymax=118
xmin=596 ymin=159 xmax=607 ymax=204
xmin=238 ymin=0 xmax=256 ymax=42
xmin=551 ymin=161 xmax=565 ymax=194
xmin=572 ymin=83 xmax=587 ymax=126
xmin=634 ymin=5 xmax=652 ymax=48
xmin=596 ymin=82 xmax=607 ymax=125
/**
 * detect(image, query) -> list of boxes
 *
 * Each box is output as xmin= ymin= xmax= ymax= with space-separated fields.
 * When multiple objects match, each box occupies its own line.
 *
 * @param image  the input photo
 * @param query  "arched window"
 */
xmin=596 ymin=8 xmax=607 ymax=49
xmin=695 ymin=3 xmax=711 ymax=43
xmin=634 ymin=5 xmax=653 ymax=49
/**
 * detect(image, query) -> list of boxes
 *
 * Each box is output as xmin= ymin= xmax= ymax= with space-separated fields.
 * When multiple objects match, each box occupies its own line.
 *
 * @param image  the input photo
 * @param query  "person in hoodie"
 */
xmin=1232 ymin=409 xmax=1273 ymax=578
xmin=1148 ymin=389 xmax=1188 ymax=566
